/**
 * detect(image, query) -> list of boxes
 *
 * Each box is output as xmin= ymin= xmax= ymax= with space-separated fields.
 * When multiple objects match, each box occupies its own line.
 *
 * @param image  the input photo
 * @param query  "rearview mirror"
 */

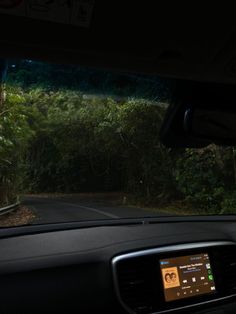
xmin=160 ymin=81 xmax=236 ymax=148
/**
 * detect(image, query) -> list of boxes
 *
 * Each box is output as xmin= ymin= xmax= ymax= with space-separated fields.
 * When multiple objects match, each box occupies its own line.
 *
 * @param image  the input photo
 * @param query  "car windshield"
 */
xmin=0 ymin=59 xmax=235 ymax=227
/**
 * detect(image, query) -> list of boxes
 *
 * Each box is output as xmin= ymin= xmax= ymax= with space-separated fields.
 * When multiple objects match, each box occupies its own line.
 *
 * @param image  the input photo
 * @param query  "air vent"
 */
xmin=113 ymin=242 xmax=236 ymax=314
xmin=222 ymin=249 xmax=236 ymax=293
xmin=115 ymin=256 xmax=159 ymax=314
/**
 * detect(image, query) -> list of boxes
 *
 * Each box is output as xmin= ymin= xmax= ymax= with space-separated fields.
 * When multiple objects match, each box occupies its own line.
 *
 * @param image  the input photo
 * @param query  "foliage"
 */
xmin=175 ymin=146 xmax=236 ymax=213
xmin=220 ymin=191 xmax=236 ymax=214
xmin=0 ymin=86 xmax=34 ymax=205
xmin=1 ymin=61 xmax=236 ymax=215
xmin=21 ymin=89 xmax=174 ymax=197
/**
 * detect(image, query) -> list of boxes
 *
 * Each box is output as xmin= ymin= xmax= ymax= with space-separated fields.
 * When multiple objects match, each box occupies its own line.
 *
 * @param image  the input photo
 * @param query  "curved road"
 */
xmin=22 ymin=195 xmax=168 ymax=224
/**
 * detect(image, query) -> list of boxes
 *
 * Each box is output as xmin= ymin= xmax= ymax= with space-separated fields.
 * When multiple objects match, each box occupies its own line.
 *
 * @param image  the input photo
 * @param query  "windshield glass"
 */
xmin=0 ymin=59 xmax=234 ymax=227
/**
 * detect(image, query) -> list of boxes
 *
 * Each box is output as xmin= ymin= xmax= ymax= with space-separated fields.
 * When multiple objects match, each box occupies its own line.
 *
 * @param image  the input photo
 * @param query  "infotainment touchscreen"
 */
xmin=159 ymin=253 xmax=216 ymax=302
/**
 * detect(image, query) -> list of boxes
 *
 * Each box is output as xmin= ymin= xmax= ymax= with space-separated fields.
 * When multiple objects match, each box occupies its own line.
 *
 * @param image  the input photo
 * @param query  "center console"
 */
xmin=112 ymin=241 xmax=236 ymax=313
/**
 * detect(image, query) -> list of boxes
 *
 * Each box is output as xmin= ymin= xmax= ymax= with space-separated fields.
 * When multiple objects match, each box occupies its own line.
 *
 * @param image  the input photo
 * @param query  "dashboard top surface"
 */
xmin=0 ymin=221 xmax=235 ymax=274
xmin=0 ymin=220 xmax=236 ymax=314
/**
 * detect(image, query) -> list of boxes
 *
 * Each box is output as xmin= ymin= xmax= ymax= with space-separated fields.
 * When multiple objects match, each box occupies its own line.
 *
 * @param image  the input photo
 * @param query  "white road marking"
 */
xmin=55 ymin=200 xmax=119 ymax=219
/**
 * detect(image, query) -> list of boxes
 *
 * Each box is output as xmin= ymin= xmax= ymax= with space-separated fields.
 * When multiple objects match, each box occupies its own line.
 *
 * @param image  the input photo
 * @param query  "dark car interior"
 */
xmin=1 ymin=2 xmax=236 ymax=314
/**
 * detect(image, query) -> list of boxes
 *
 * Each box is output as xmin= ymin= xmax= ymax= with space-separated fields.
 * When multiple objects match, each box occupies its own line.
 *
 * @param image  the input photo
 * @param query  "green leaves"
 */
xmin=0 ymin=86 xmax=34 ymax=204
xmin=2 ymin=79 xmax=236 ymax=215
xmin=175 ymin=146 xmax=230 ymax=213
xmin=18 ymin=88 xmax=172 ymax=195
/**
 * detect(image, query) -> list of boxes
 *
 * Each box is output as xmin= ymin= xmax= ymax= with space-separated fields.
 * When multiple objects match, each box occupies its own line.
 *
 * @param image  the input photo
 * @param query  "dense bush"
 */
xmin=0 ymin=86 xmax=33 ymax=205
xmin=22 ymin=90 xmax=173 ymax=197
xmin=175 ymin=147 xmax=224 ymax=212
xmin=1 ymin=61 xmax=236 ymax=214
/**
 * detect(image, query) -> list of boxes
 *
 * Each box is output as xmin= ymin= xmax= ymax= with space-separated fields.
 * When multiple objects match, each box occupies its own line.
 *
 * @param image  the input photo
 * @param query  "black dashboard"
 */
xmin=0 ymin=220 xmax=236 ymax=314
xmin=113 ymin=241 xmax=236 ymax=313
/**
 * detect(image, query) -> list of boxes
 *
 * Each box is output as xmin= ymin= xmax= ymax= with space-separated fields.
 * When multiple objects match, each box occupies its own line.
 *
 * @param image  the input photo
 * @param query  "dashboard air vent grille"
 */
xmin=115 ymin=256 xmax=158 ymax=314
xmin=222 ymin=249 xmax=236 ymax=293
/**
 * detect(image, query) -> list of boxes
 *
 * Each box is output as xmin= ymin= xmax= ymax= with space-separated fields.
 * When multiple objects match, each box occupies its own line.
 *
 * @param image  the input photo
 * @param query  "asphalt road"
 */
xmin=22 ymin=195 xmax=168 ymax=224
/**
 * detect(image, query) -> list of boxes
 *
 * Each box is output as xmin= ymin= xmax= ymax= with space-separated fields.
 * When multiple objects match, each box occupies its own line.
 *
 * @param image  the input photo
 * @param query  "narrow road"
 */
xmin=22 ymin=195 xmax=168 ymax=224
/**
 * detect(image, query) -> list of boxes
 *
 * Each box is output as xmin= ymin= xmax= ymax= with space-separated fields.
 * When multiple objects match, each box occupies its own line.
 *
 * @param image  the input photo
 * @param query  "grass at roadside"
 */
xmin=129 ymin=200 xmax=210 ymax=216
xmin=0 ymin=206 xmax=36 ymax=227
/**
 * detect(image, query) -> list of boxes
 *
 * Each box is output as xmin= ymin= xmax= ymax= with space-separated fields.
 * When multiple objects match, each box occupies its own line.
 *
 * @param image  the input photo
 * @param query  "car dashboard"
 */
xmin=0 ymin=219 xmax=236 ymax=313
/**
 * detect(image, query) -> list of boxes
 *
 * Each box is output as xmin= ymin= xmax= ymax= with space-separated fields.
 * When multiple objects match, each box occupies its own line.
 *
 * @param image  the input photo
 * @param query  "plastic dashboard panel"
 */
xmin=112 ymin=241 xmax=236 ymax=314
xmin=0 ymin=221 xmax=236 ymax=313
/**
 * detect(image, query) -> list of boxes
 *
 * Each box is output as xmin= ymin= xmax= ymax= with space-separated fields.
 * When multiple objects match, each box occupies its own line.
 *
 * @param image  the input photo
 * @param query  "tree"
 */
xmin=0 ymin=84 xmax=33 ymax=205
xmin=4 ymin=61 xmax=236 ymax=214
xmin=0 ymin=60 xmax=7 ymax=108
xmin=0 ymin=60 xmax=8 ymax=204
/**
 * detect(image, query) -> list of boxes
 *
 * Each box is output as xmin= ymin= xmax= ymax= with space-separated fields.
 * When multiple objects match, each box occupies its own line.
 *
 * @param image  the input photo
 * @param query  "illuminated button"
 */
xmin=206 ymin=263 xmax=211 ymax=269
xmin=183 ymin=280 xmax=187 ymax=283
xmin=196 ymin=289 xmax=199 ymax=292
xmin=200 ymin=276 xmax=205 ymax=280
xmin=211 ymin=286 xmax=216 ymax=291
xmin=177 ymin=292 xmax=180 ymax=296
xmin=192 ymin=277 xmax=196 ymax=282
xmin=183 ymin=291 xmax=187 ymax=295
xmin=208 ymin=275 xmax=214 ymax=281
xmin=190 ymin=290 xmax=193 ymax=294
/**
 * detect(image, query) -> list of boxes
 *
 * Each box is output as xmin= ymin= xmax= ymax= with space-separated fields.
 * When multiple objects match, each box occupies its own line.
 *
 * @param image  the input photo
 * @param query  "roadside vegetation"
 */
xmin=1 ymin=60 xmax=236 ymax=215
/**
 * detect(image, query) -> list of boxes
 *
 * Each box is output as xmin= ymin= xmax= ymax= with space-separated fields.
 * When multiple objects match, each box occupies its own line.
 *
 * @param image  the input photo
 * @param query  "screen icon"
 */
xmin=161 ymin=267 xmax=180 ymax=289
xmin=206 ymin=263 xmax=211 ymax=269
xmin=160 ymin=253 xmax=216 ymax=302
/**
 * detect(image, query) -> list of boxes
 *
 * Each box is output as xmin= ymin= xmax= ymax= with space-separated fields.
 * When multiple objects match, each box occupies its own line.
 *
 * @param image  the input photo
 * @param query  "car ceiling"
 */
xmin=1 ymin=2 xmax=236 ymax=84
